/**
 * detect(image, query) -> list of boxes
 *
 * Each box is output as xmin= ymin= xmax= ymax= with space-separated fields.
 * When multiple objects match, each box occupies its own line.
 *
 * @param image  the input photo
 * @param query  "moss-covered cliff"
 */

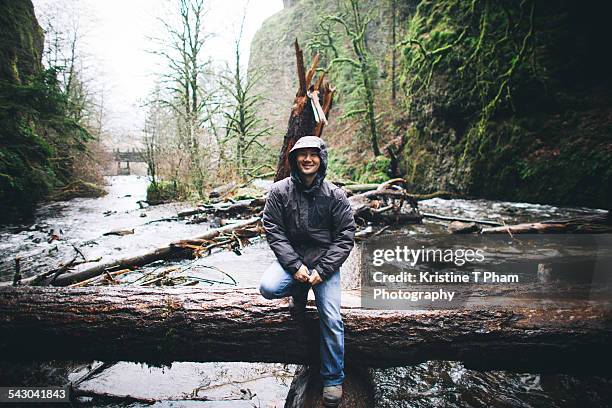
xmin=398 ymin=0 xmax=611 ymax=209
xmin=249 ymin=0 xmax=611 ymax=209
xmin=0 ymin=1 xmax=49 ymax=221
xmin=0 ymin=0 xmax=92 ymax=223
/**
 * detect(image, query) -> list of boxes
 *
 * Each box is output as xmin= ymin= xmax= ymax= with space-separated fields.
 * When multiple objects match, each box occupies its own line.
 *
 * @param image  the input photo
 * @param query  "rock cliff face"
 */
xmin=0 ymin=1 xmax=49 ymax=222
xmin=247 ymin=1 xmax=337 ymax=147
xmin=247 ymin=0 xmax=405 ymax=148
xmin=397 ymin=0 xmax=612 ymax=209
xmin=249 ymin=0 xmax=610 ymax=208
xmin=0 ymin=1 xmax=44 ymax=84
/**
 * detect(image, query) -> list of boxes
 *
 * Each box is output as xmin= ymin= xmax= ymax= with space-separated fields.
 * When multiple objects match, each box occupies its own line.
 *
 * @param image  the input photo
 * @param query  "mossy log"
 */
xmin=0 ymin=286 xmax=610 ymax=374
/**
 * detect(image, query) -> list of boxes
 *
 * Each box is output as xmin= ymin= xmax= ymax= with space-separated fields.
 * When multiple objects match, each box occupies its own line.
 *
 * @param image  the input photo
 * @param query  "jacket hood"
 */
xmin=288 ymin=136 xmax=328 ymax=192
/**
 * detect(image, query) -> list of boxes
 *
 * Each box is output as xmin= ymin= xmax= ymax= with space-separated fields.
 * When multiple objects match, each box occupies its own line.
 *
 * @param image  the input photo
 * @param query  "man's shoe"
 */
xmin=288 ymin=296 xmax=307 ymax=320
xmin=322 ymin=384 xmax=342 ymax=407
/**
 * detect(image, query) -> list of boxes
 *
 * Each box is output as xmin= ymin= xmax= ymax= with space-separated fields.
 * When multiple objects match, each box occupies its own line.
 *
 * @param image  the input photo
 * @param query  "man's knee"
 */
xmin=259 ymin=281 xmax=277 ymax=299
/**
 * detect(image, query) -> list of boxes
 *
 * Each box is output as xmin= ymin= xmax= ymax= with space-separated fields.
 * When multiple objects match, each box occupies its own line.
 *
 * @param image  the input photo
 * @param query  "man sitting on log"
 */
xmin=259 ymin=136 xmax=356 ymax=407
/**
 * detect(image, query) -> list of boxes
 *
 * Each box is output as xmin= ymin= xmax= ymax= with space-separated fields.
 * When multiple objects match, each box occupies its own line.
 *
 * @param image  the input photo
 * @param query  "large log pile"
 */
xmin=3 ymin=218 xmax=262 ymax=287
xmin=0 ymin=286 xmax=610 ymax=374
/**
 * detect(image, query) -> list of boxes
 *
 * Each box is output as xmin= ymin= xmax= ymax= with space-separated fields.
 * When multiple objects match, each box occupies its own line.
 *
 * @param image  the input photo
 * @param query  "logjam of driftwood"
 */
xmin=177 ymin=198 xmax=266 ymax=219
xmin=0 ymin=285 xmax=610 ymax=374
xmin=3 ymin=217 xmax=261 ymax=287
xmin=348 ymin=179 xmax=422 ymax=225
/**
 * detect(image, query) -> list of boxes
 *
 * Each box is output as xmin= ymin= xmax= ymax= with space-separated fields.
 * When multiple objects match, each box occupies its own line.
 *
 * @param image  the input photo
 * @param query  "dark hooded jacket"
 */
xmin=262 ymin=137 xmax=356 ymax=280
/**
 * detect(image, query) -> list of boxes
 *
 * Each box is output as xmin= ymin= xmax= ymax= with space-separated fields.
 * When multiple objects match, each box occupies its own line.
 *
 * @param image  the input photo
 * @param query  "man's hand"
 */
xmin=293 ymin=265 xmax=310 ymax=283
xmin=308 ymin=269 xmax=323 ymax=286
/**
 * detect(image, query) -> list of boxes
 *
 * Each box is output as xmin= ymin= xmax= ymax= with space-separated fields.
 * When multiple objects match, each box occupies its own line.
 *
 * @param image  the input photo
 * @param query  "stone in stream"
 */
xmin=102 ymin=228 xmax=135 ymax=236
xmin=448 ymin=221 xmax=481 ymax=234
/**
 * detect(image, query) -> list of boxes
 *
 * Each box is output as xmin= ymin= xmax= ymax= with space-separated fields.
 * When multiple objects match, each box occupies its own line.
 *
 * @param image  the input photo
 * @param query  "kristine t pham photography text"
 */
xmin=361 ymin=234 xmax=611 ymax=310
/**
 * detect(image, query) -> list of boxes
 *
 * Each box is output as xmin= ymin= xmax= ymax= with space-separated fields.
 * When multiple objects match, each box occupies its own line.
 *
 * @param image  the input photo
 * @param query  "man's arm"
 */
xmin=262 ymin=187 xmax=303 ymax=274
xmin=314 ymin=189 xmax=356 ymax=280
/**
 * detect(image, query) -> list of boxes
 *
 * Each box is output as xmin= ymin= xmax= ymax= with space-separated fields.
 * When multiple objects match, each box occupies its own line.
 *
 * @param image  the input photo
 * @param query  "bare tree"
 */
xmin=35 ymin=0 xmax=108 ymax=185
xmin=220 ymin=14 xmax=272 ymax=180
xmin=151 ymin=0 xmax=215 ymax=197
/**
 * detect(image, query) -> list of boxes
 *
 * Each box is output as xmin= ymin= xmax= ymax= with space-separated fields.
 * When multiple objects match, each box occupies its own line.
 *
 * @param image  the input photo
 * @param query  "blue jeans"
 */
xmin=259 ymin=261 xmax=344 ymax=386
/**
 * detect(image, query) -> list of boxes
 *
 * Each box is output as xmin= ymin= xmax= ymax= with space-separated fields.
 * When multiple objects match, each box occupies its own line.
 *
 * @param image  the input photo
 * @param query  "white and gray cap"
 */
xmin=289 ymin=136 xmax=325 ymax=154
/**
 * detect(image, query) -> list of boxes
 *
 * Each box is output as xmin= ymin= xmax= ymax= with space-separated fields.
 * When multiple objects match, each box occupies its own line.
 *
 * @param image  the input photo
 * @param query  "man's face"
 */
xmin=295 ymin=148 xmax=321 ymax=176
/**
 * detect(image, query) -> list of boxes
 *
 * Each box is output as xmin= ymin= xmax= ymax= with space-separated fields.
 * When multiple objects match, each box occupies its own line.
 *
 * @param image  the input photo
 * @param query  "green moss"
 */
xmin=146 ymin=180 xmax=181 ymax=204
xmin=0 ymin=1 xmax=98 ymax=223
xmin=394 ymin=0 xmax=611 ymax=208
xmin=356 ymin=156 xmax=391 ymax=184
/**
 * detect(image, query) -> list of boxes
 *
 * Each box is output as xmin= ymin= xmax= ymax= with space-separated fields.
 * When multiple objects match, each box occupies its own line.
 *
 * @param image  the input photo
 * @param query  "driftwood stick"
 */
xmin=421 ymin=212 xmax=503 ymax=226
xmin=68 ymin=269 xmax=132 ymax=288
xmin=481 ymin=213 xmax=610 ymax=234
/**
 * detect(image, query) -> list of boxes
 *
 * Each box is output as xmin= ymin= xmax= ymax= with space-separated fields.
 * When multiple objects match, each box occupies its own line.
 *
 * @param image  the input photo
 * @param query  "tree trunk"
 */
xmin=0 ymin=286 xmax=610 ymax=374
xmin=390 ymin=0 xmax=397 ymax=101
xmin=274 ymin=40 xmax=335 ymax=182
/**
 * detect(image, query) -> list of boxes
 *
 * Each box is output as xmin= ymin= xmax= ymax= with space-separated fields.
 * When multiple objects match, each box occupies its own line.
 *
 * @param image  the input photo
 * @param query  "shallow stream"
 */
xmin=0 ymin=175 xmax=610 ymax=407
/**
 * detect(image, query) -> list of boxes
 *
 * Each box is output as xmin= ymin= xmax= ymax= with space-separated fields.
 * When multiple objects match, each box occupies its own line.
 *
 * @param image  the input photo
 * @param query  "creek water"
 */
xmin=0 ymin=175 xmax=610 ymax=407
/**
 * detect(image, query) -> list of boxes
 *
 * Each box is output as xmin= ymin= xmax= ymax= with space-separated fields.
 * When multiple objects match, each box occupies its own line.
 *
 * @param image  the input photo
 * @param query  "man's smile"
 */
xmin=295 ymin=147 xmax=321 ymax=176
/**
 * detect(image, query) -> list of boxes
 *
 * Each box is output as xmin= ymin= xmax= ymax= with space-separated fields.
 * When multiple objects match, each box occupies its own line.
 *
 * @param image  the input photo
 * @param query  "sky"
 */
xmin=32 ymin=0 xmax=283 ymax=141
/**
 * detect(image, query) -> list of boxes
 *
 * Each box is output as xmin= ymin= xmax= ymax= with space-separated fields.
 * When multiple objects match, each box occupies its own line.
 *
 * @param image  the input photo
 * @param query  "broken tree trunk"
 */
xmin=274 ymin=40 xmax=335 ymax=182
xmin=0 ymin=286 xmax=610 ymax=374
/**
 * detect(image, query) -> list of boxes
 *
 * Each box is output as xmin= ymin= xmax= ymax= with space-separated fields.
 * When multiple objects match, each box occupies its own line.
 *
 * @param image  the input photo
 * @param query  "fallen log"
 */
xmin=421 ymin=212 xmax=503 ymax=227
xmin=0 ymin=286 xmax=610 ymax=374
xmin=481 ymin=213 xmax=610 ymax=234
xmin=178 ymin=199 xmax=265 ymax=219
xmin=1 ymin=217 xmax=261 ymax=287
xmin=342 ymin=184 xmax=379 ymax=194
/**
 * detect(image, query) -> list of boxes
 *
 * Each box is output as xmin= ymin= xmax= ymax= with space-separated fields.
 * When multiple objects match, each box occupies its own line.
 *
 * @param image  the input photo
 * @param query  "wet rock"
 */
xmin=448 ymin=221 xmax=481 ymax=234
xmin=47 ymin=228 xmax=63 ymax=242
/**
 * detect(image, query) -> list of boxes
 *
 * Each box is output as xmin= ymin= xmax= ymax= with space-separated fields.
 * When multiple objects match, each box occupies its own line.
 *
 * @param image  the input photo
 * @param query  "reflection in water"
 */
xmin=372 ymin=362 xmax=612 ymax=408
